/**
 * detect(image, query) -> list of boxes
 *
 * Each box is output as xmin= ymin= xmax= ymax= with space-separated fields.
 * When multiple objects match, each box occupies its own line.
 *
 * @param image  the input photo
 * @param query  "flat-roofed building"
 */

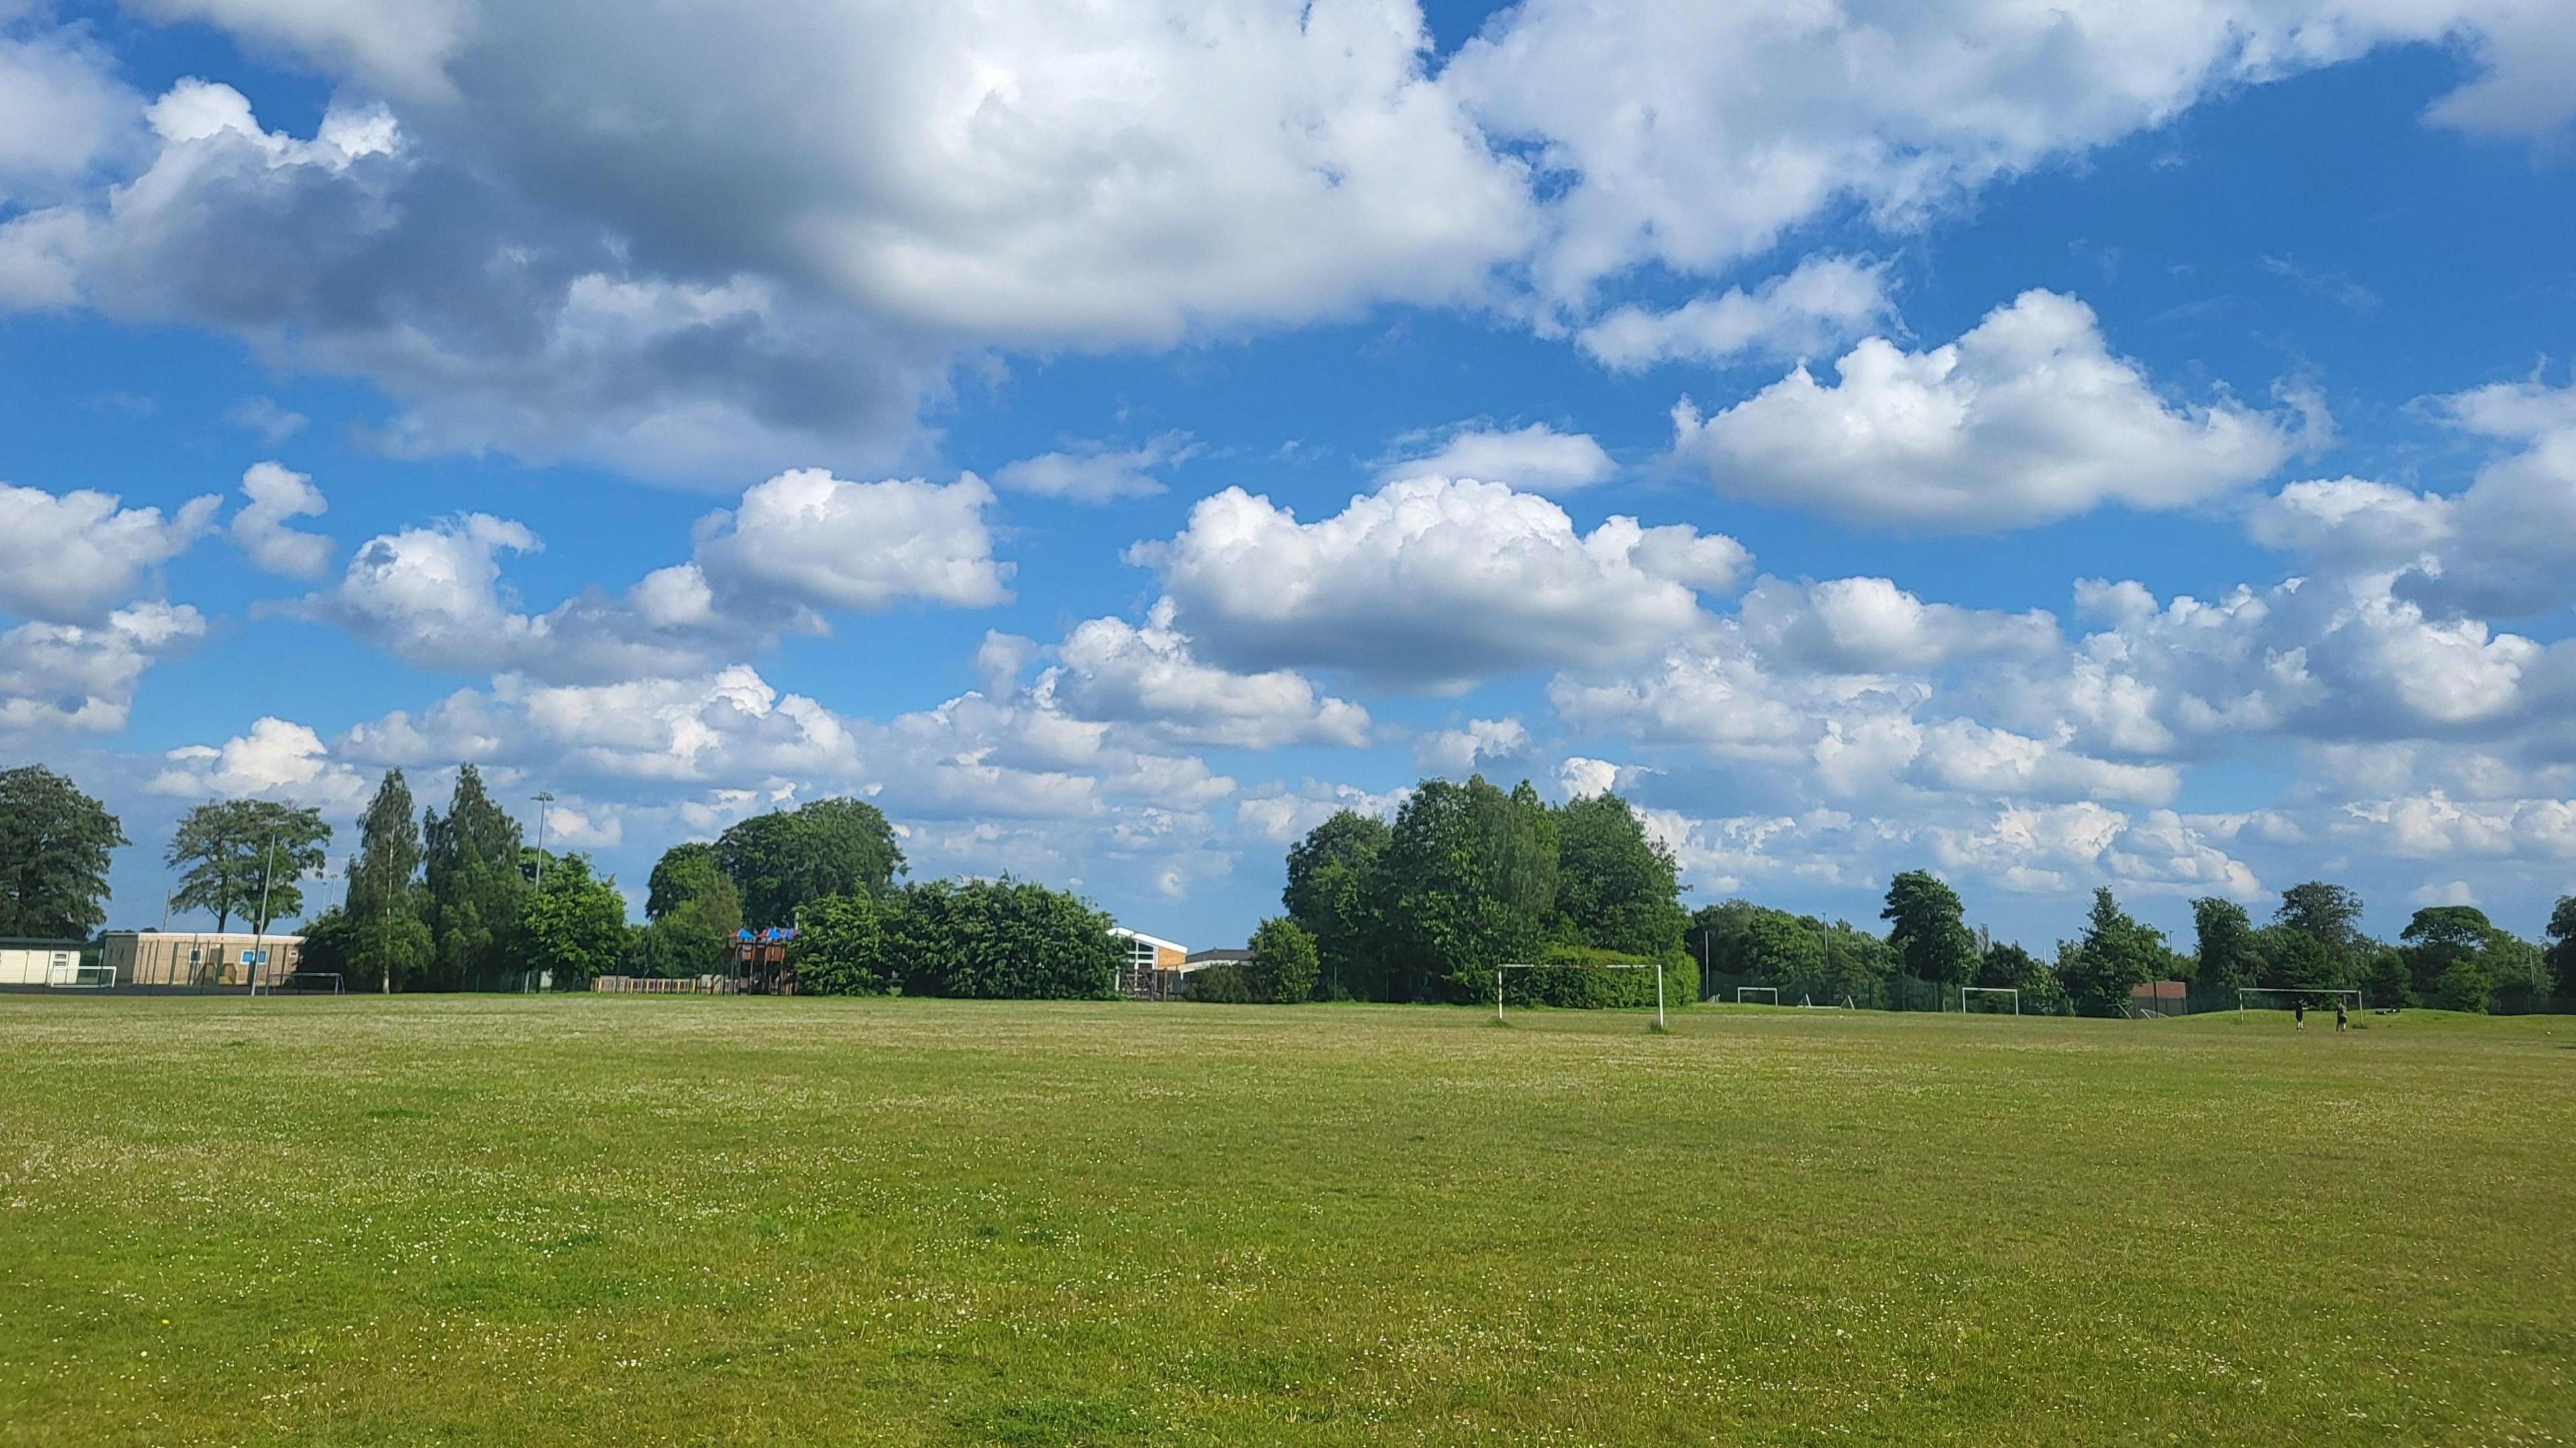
xmin=0 ymin=938 xmax=86 ymax=986
xmin=101 ymin=931 xmax=305 ymax=987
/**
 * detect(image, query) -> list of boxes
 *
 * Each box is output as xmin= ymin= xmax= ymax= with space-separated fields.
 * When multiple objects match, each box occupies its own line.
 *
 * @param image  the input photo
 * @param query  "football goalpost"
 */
xmin=44 ymin=961 xmax=115 ymax=989
xmin=1959 ymin=987 xmax=2019 ymax=1015
xmin=1735 ymin=986 xmax=1778 ymax=1006
xmin=1497 ymin=960 xmax=1667 ymax=1031
xmin=2237 ymin=987 xmax=2362 ymax=1022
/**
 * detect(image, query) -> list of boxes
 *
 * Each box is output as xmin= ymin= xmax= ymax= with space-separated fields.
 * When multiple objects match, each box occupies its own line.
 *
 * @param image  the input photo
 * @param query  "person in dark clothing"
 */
xmin=2336 ymin=1001 xmax=2349 ymax=1032
xmin=2294 ymin=998 xmax=2306 ymax=1030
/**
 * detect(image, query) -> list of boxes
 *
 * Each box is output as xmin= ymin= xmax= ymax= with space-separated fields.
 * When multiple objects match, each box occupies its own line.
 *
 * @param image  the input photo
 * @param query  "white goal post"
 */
xmin=1959 ymin=986 xmax=2019 ymax=1015
xmin=1735 ymin=986 xmax=1779 ymax=1006
xmin=44 ymin=960 xmax=115 ymax=989
xmin=1497 ymin=960 xmax=1667 ymax=1031
xmin=2237 ymin=987 xmax=2362 ymax=1021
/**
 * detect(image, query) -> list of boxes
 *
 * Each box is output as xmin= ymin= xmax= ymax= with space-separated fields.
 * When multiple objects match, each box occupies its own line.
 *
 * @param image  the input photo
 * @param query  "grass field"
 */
xmin=1 ymin=997 xmax=2569 ymax=1446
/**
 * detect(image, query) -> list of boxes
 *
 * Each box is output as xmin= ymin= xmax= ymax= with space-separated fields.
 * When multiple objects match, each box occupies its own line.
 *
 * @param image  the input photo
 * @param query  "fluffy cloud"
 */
xmin=2251 ymin=377 xmax=2576 ymax=619
xmin=692 ymin=469 xmax=1010 ymax=615
xmin=1046 ymin=603 xmax=1371 ymax=750
xmin=1415 ymin=717 xmax=1531 ymax=775
xmin=1378 ymin=422 xmax=1615 ymax=494
xmin=1444 ymin=1 xmax=2567 ymax=304
xmin=0 ymin=601 xmax=205 ymax=735
xmin=994 ymin=435 xmax=1196 ymax=504
xmin=305 ymin=469 xmax=1008 ymax=681
xmin=1738 ymin=575 xmax=2057 ymax=672
xmin=1672 ymin=292 xmax=2303 ymax=530
xmin=1137 ymin=475 xmax=1748 ymax=689
xmin=0 ymin=482 xmax=218 ymax=623
xmin=149 ymin=715 xmax=370 ymax=806
xmin=1576 ymin=257 xmax=1892 ymax=371
xmin=227 ymin=461 xmax=333 ymax=578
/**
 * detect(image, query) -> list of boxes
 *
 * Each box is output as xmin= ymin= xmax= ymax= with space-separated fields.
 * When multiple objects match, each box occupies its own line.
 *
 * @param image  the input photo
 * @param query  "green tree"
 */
xmin=790 ymin=893 xmax=894 ymax=996
xmin=717 ymin=797 xmax=904 ymax=929
xmin=1980 ymin=940 xmax=2070 ymax=1013
xmin=888 ymin=877 xmax=1120 ymax=999
xmin=342 ymin=770 xmax=430 ymax=991
xmin=1248 ymin=916 xmax=1321 ymax=1003
xmin=1882 ymin=871 xmax=1978 ymax=986
xmin=637 ymin=840 xmax=745 ymax=977
xmin=2059 ymin=887 xmax=2175 ymax=1013
xmin=2547 ymin=895 xmax=2576 ymax=996
xmin=2190 ymin=897 xmax=2257 ymax=991
xmin=1553 ymin=793 xmax=1687 ymax=958
xmin=1283 ymin=810 xmax=1391 ymax=999
xmin=421 ymin=765 xmax=526 ymax=991
xmin=2252 ymin=923 xmax=2339 ymax=991
xmin=2274 ymin=881 xmax=2368 ymax=985
xmin=2400 ymin=907 xmax=2551 ymax=1014
xmin=1552 ymin=791 xmax=1690 ymax=1005
xmin=0 ymin=764 xmax=125 ymax=938
xmin=1381 ymin=777 xmax=1558 ymax=1003
xmin=518 ymin=853 xmax=629 ymax=985
xmin=166 ymin=799 xmax=330 ymax=932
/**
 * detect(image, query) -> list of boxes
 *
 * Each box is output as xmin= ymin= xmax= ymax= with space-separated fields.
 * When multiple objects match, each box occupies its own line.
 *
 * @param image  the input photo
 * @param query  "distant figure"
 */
xmin=2294 ymin=999 xmax=2306 ymax=1031
xmin=2336 ymin=1001 xmax=2349 ymax=1033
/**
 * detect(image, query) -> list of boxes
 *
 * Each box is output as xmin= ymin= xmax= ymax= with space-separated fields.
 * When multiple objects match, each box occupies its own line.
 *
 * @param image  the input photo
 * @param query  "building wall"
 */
xmin=102 ymin=932 xmax=306 ymax=987
xmin=0 ymin=944 xmax=83 ymax=986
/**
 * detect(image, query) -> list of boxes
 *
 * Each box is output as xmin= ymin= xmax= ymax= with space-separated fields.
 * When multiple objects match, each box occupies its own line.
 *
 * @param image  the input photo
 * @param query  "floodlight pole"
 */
xmin=531 ymin=792 xmax=553 ymax=889
xmin=251 ymin=834 xmax=278 ymax=995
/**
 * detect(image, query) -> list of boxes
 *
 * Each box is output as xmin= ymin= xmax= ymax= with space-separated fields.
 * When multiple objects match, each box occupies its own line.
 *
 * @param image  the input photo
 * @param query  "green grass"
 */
xmin=1 ymin=997 xmax=2570 ymax=1446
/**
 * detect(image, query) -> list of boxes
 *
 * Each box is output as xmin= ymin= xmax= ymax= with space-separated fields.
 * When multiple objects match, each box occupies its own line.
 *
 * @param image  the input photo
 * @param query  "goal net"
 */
xmin=2237 ymin=987 xmax=2361 ymax=1021
xmin=1735 ymin=986 xmax=1779 ymax=1005
xmin=1960 ymin=987 xmax=2019 ymax=1015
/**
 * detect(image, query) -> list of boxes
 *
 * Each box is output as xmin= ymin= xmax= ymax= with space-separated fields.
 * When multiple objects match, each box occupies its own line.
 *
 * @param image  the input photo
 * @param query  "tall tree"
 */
xmin=2546 ymin=895 xmax=2576 ymax=996
xmin=343 ymin=770 xmax=431 ymax=991
xmin=639 ymin=841 xmax=743 ymax=977
xmin=421 ymin=765 xmax=525 ymax=991
xmin=1380 ymin=776 xmax=1558 ymax=1002
xmin=1553 ymin=791 xmax=1688 ymax=960
xmin=1881 ymin=871 xmax=1978 ymax=985
xmin=2059 ymin=887 xmax=2176 ymax=1012
xmin=166 ymin=799 xmax=330 ymax=932
xmin=716 ymin=797 xmax=904 ymax=929
xmin=519 ymin=853 xmax=629 ymax=987
xmin=2190 ymin=897 xmax=2257 ymax=990
xmin=1283 ymin=810 xmax=1391 ymax=999
xmin=1248 ymin=916 xmax=1321 ymax=1004
xmin=2274 ymin=881 xmax=2368 ymax=981
xmin=0 ymin=765 xmax=126 ymax=938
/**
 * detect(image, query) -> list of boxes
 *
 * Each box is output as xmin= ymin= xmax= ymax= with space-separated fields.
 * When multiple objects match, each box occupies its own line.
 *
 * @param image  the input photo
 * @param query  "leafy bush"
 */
xmin=888 ymin=878 xmax=1120 ymax=999
xmin=1248 ymin=917 xmax=1320 ymax=1003
xmin=1185 ymin=962 xmax=1258 ymax=1003
xmin=792 ymin=893 xmax=894 ymax=996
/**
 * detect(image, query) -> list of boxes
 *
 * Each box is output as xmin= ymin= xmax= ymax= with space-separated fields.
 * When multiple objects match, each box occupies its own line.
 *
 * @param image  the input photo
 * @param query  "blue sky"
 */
xmin=4 ymin=1 xmax=2574 ymax=951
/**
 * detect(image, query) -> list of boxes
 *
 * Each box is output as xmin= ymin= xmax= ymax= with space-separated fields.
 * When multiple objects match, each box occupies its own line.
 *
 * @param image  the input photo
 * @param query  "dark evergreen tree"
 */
xmin=0 ymin=765 xmax=125 ymax=938
xmin=421 ymin=765 xmax=526 ymax=990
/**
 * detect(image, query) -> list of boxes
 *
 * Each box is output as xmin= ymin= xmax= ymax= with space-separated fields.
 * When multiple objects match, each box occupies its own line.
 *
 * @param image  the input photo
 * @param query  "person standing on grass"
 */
xmin=2294 ymin=997 xmax=2306 ymax=1030
xmin=2336 ymin=1000 xmax=2349 ymax=1033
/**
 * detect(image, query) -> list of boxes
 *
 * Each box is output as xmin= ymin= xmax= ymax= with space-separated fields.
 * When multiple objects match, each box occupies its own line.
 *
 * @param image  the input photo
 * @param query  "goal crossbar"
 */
xmin=1959 ymin=986 xmax=2020 ymax=1015
xmin=2237 ymin=987 xmax=2361 ymax=1021
xmin=1735 ymin=986 xmax=1779 ymax=1005
xmin=1496 ymin=960 xmax=1666 ymax=1031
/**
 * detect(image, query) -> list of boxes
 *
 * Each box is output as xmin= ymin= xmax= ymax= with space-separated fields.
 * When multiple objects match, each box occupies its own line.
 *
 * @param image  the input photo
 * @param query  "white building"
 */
xmin=1110 ymin=927 xmax=1189 ymax=999
xmin=0 ymin=937 xmax=85 ymax=986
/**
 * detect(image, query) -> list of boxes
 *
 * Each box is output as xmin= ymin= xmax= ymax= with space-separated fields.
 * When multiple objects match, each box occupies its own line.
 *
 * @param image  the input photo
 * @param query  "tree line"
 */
xmin=1693 ymin=875 xmax=2569 ymax=1015
xmin=1259 ymin=775 xmax=2576 ymax=1015
xmin=6 ymin=759 xmax=2574 ymax=1011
